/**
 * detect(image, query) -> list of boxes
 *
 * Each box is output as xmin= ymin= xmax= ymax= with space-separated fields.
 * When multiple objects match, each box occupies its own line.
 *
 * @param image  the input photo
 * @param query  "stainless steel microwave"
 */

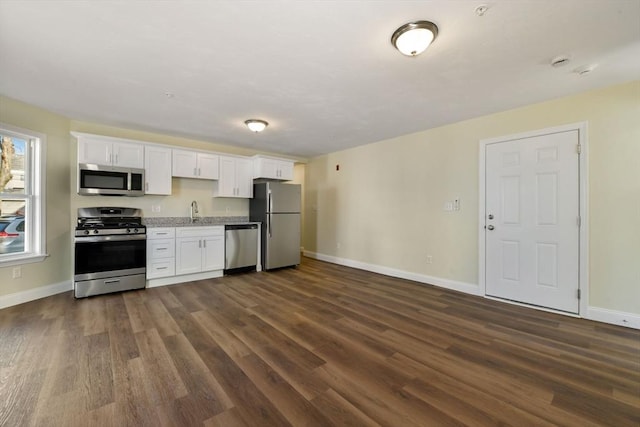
xmin=78 ymin=163 xmax=145 ymax=196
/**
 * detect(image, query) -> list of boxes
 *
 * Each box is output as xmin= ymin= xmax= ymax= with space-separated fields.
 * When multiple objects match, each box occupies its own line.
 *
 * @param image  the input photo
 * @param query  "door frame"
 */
xmin=478 ymin=122 xmax=589 ymax=317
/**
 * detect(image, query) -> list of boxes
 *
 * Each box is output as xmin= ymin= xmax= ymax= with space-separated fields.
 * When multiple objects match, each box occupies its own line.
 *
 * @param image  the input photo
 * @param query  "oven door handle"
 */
xmin=75 ymin=234 xmax=147 ymax=243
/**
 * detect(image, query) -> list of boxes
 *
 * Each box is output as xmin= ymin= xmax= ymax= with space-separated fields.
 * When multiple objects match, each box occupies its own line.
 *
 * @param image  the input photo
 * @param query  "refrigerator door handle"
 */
xmin=267 ymin=213 xmax=272 ymax=238
xmin=267 ymin=190 xmax=273 ymax=214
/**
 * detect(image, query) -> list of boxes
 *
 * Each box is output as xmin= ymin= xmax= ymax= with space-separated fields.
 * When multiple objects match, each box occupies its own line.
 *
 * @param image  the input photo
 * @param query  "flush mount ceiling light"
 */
xmin=244 ymin=119 xmax=268 ymax=133
xmin=391 ymin=20 xmax=439 ymax=57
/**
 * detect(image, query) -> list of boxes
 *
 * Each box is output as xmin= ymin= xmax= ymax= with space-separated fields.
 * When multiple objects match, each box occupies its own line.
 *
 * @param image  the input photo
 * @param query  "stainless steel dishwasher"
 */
xmin=224 ymin=224 xmax=259 ymax=273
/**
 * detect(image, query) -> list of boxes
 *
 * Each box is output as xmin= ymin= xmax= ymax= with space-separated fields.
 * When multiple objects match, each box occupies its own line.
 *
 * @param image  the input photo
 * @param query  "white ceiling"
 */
xmin=1 ymin=1 xmax=639 ymax=158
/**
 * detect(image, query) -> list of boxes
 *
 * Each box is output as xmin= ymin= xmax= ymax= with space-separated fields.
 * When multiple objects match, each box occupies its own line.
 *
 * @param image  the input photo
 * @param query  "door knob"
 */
xmin=487 ymin=225 xmax=495 ymax=230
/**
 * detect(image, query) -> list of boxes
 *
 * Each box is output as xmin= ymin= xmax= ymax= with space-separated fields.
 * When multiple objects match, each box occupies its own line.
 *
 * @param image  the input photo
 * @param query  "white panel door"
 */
xmin=485 ymin=130 xmax=580 ymax=313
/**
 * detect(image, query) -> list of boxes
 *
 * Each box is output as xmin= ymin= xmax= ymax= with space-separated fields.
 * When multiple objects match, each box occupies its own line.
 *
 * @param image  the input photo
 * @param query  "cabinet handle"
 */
xmin=156 ymin=248 xmax=167 ymax=251
xmin=145 ymin=182 xmax=149 ymax=191
xmin=203 ymin=240 xmax=207 ymax=248
xmin=194 ymin=167 xmax=197 ymax=176
xmin=157 ymin=232 xmax=168 ymax=235
xmin=157 ymin=267 xmax=168 ymax=270
xmin=198 ymin=168 xmax=201 ymax=176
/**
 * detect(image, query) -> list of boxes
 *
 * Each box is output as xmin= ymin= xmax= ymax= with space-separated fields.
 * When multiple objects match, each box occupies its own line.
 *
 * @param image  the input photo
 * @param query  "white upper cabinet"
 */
xmin=76 ymin=134 xmax=144 ymax=168
xmin=214 ymin=156 xmax=253 ymax=198
xmin=144 ymin=146 xmax=172 ymax=195
xmin=253 ymin=155 xmax=294 ymax=181
xmin=172 ymin=149 xmax=219 ymax=180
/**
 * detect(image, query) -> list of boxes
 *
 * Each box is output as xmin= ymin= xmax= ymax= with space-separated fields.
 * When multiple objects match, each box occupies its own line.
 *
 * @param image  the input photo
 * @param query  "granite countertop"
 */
xmin=143 ymin=216 xmax=259 ymax=228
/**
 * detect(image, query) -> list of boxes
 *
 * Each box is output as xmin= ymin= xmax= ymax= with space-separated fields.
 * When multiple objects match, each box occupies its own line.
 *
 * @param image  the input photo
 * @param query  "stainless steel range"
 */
xmin=74 ymin=207 xmax=146 ymax=298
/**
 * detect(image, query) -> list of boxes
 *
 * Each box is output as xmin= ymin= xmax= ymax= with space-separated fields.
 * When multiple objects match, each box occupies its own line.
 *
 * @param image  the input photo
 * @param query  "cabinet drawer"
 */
xmin=147 ymin=227 xmax=175 ymax=239
xmin=147 ymin=238 xmax=175 ymax=259
xmin=147 ymin=259 xmax=175 ymax=279
xmin=175 ymin=226 xmax=224 ymax=238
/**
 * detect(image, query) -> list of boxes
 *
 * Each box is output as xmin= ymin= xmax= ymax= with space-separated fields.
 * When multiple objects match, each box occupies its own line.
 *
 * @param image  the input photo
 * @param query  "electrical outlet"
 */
xmin=454 ymin=198 xmax=460 ymax=211
xmin=12 ymin=266 xmax=21 ymax=279
xmin=426 ymin=255 xmax=433 ymax=264
xmin=151 ymin=205 xmax=161 ymax=213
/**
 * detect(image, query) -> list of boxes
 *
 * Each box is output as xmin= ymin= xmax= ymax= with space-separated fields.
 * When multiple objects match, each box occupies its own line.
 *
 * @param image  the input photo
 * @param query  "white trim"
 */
xmin=0 ymin=253 xmax=48 ymax=267
xmin=302 ymin=252 xmax=640 ymax=330
xmin=587 ymin=306 xmax=640 ymax=330
xmin=0 ymin=122 xmax=47 ymax=265
xmin=146 ymin=269 xmax=223 ymax=288
xmin=0 ymin=280 xmax=72 ymax=310
xmin=484 ymin=295 xmax=581 ymax=318
xmin=303 ymin=250 xmax=480 ymax=296
xmin=478 ymin=122 xmax=589 ymax=316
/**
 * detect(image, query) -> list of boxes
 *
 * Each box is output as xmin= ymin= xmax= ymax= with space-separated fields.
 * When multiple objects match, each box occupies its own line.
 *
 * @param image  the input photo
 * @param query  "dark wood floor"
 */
xmin=1 ymin=257 xmax=638 ymax=426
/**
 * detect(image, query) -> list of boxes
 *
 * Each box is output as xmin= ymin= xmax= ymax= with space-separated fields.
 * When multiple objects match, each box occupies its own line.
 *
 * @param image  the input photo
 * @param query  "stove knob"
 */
xmin=126 ymin=228 xmax=131 ymax=233
xmin=93 ymin=229 xmax=99 ymax=234
xmin=133 ymin=228 xmax=138 ymax=233
xmin=84 ymin=230 xmax=90 ymax=235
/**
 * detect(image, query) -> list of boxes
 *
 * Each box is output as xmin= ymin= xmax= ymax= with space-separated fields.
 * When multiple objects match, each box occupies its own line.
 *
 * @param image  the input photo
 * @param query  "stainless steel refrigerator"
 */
xmin=250 ymin=182 xmax=301 ymax=270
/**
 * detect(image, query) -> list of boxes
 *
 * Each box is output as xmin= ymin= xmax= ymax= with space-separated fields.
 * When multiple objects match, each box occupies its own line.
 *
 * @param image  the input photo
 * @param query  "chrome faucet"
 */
xmin=190 ymin=200 xmax=199 ymax=222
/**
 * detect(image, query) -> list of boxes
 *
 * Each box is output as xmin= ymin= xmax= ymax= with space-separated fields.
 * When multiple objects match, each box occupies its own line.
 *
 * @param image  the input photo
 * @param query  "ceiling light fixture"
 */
xmin=245 ymin=119 xmax=268 ymax=133
xmin=391 ymin=21 xmax=439 ymax=57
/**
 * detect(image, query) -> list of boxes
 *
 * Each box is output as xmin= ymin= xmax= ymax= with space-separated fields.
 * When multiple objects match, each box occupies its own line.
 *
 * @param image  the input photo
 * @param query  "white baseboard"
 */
xmin=587 ymin=306 xmax=640 ymax=329
xmin=303 ymin=250 xmax=480 ymax=296
xmin=147 ymin=270 xmax=224 ymax=288
xmin=0 ymin=280 xmax=72 ymax=310
xmin=303 ymin=251 xmax=640 ymax=330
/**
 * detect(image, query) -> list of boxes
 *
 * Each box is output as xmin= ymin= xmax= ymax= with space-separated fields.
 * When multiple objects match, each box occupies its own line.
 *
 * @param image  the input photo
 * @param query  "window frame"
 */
xmin=0 ymin=122 xmax=47 ymax=266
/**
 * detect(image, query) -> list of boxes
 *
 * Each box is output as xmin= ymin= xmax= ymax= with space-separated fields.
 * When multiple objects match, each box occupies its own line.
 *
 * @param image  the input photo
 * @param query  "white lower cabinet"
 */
xmin=175 ymin=226 xmax=224 ymax=275
xmin=146 ymin=228 xmax=176 ymax=279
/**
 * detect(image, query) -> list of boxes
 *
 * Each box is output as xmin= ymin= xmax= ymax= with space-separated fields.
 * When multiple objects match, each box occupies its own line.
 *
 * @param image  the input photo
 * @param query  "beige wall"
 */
xmin=304 ymin=80 xmax=640 ymax=314
xmin=0 ymin=96 xmax=72 ymax=295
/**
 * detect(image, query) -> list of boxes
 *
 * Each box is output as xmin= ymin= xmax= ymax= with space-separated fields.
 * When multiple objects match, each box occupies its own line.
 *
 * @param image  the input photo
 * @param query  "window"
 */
xmin=0 ymin=123 xmax=46 ymax=266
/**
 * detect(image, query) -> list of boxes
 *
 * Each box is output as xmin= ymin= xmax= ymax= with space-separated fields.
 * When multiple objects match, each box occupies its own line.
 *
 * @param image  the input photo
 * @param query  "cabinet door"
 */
xmin=202 ymin=235 xmax=224 ymax=271
xmin=235 ymin=158 xmax=253 ymax=198
xmin=278 ymin=160 xmax=294 ymax=181
xmin=255 ymin=157 xmax=279 ymax=179
xmin=217 ymin=156 xmax=237 ymax=197
xmin=78 ymin=138 xmax=111 ymax=165
xmin=175 ymin=237 xmax=202 ymax=275
xmin=113 ymin=142 xmax=144 ymax=168
xmin=172 ymin=149 xmax=198 ymax=178
xmin=197 ymin=153 xmax=220 ymax=180
xmin=145 ymin=146 xmax=172 ymax=195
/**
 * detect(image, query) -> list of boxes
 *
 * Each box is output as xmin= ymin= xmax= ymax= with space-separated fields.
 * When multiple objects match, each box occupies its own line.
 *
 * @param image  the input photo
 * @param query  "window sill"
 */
xmin=0 ymin=253 xmax=49 ymax=268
